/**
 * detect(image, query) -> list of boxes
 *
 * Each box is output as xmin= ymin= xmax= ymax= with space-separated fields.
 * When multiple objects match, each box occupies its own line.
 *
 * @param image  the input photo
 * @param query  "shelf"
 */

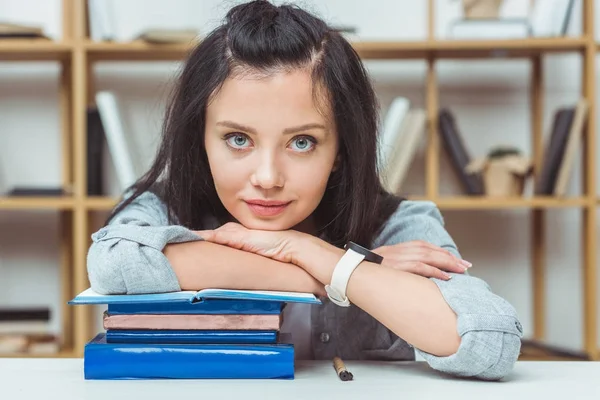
xmin=0 ymin=197 xmax=76 ymax=210
xmin=85 ymin=40 xmax=193 ymax=61
xmin=0 ymin=39 xmax=72 ymax=61
xmin=429 ymin=196 xmax=590 ymax=210
xmin=85 ymin=197 xmax=119 ymax=211
xmin=83 ymin=37 xmax=588 ymax=62
xmin=354 ymin=37 xmax=588 ymax=59
xmin=425 ymin=37 xmax=588 ymax=58
xmin=0 ymin=37 xmax=587 ymax=62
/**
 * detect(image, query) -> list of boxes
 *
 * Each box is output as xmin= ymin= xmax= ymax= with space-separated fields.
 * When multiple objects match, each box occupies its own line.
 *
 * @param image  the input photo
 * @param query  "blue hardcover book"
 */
xmin=106 ymin=299 xmax=282 ymax=315
xmin=69 ymin=287 xmax=321 ymax=308
xmin=105 ymin=329 xmax=278 ymax=344
xmin=84 ymin=333 xmax=294 ymax=380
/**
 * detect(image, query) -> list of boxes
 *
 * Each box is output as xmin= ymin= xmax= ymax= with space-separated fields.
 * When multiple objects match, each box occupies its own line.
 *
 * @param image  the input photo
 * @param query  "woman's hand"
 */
xmin=195 ymin=222 xmax=302 ymax=264
xmin=373 ymin=241 xmax=471 ymax=281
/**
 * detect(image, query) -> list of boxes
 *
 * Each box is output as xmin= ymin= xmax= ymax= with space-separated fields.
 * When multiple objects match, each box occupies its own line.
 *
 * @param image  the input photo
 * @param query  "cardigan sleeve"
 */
xmin=86 ymin=191 xmax=202 ymax=294
xmin=371 ymin=200 xmax=523 ymax=380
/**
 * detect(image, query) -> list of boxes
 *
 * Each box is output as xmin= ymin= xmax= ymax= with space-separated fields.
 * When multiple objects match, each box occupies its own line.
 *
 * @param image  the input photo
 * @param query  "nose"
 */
xmin=250 ymin=151 xmax=284 ymax=190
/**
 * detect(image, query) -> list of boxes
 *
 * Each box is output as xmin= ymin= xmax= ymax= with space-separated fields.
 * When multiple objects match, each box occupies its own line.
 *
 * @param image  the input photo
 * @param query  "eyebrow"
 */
xmin=216 ymin=121 xmax=327 ymax=135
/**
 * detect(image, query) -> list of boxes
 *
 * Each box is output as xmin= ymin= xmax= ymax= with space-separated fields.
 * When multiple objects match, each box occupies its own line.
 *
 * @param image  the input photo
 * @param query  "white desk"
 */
xmin=1 ymin=359 xmax=599 ymax=399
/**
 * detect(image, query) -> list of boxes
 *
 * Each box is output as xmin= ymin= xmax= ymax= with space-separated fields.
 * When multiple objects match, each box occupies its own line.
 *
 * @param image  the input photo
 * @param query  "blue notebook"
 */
xmin=84 ymin=333 xmax=294 ymax=380
xmin=105 ymin=329 xmax=278 ymax=344
xmin=106 ymin=299 xmax=283 ymax=315
xmin=69 ymin=287 xmax=321 ymax=307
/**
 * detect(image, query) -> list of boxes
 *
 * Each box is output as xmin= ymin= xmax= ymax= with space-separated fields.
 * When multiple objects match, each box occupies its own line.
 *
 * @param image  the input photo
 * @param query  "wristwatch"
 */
xmin=324 ymin=241 xmax=383 ymax=307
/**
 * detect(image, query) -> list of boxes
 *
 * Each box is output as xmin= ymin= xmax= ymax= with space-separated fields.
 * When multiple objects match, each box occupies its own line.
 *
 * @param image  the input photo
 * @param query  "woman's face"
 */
xmin=204 ymin=69 xmax=338 ymax=232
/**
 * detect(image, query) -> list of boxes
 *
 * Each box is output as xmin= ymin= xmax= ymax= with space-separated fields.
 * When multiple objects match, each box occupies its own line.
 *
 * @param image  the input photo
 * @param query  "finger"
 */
xmin=400 ymin=242 xmax=471 ymax=270
xmin=212 ymin=230 xmax=245 ymax=249
xmin=405 ymin=261 xmax=452 ymax=281
xmin=408 ymin=240 xmax=459 ymax=259
xmin=378 ymin=242 xmax=454 ymax=263
xmin=219 ymin=222 xmax=244 ymax=231
xmin=415 ymin=249 xmax=468 ymax=274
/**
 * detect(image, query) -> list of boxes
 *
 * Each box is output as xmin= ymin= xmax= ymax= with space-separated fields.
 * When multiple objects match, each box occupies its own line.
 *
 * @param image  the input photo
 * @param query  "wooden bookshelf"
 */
xmin=0 ymin=196 xmax=76 ymax=210
xmin=0 ymin=39 xmax=72 ymax=61
xmin=84 ymin=196 xmax=119 ymax=211
xmin=433 ymin=197 xmax=590 ymax=210
xmin=1 ymin=0 xmax=598 ymax=360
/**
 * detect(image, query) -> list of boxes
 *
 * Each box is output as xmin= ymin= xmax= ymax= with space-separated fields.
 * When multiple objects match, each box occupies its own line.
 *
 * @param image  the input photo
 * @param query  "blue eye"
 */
xmin=290 ymin=136 xmax=316 ymax=153
xmin=225 ymin=133 xmax=251 ymax=150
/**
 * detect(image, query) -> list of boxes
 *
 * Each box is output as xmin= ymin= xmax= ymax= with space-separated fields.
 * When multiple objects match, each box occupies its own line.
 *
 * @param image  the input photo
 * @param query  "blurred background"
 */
xmin=0 ymin=0 xmax=598 ymax=361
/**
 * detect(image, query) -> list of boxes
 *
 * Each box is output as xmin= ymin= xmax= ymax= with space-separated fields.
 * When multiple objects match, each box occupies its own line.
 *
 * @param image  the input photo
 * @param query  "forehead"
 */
xmin=207 ymin=69 xmax=332 ymax=124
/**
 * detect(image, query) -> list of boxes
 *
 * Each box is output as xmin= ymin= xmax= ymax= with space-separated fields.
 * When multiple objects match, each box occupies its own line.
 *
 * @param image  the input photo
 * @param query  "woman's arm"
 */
xmin=88 ymin=190 xmax=324 ymax=295
xmin=164 ymin=240 xmax=325 ymax=295
xmin=199 ymin=201 xmax=522 ymax=380
xmin=293 ymin=237 xmax=461 ymax=356
xmin=291 ymin=201 xmax=522 ymax=380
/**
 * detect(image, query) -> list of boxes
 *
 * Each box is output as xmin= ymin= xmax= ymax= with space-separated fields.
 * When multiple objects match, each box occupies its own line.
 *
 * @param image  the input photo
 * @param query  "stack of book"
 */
xmin=69 ymin=288 xmax=321 ymax=380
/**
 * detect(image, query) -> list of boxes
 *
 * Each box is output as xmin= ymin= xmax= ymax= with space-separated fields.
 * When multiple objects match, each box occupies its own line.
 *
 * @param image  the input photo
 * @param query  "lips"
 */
xmin=245 ymin=200 xmax=291 ymax=217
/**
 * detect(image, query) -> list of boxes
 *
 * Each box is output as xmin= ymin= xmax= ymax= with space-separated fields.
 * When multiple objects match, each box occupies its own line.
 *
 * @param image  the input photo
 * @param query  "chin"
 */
xmin=235 ymin=217 xmax=293 ymax=231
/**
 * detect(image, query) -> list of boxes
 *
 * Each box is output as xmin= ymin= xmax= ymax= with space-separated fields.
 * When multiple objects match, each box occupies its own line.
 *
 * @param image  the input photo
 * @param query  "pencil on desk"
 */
xmin=333 ymin=356 xmax=353 ymax=381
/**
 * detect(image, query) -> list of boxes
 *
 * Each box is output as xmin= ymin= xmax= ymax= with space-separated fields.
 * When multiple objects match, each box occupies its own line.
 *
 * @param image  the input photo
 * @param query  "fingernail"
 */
xmin=460 ymin=259 xmax=472 ymax=269
xmin=444 ymin=273 xmax=452 ymax=280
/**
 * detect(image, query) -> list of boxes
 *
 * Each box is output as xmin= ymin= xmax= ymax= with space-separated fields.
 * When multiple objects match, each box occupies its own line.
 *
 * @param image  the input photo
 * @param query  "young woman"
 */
xmin=87 ymin=0 xmax=522 ymax=381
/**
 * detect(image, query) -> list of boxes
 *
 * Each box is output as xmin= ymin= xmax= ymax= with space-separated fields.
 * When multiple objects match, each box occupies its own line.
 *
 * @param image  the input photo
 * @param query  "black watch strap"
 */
xmin=344 ymin=241 xmax=383 ymax=264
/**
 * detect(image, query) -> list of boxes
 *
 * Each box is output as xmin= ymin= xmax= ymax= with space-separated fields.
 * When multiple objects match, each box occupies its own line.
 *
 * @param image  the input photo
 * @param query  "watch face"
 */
xmin=345 ymin=241 xmax=383 ymax=264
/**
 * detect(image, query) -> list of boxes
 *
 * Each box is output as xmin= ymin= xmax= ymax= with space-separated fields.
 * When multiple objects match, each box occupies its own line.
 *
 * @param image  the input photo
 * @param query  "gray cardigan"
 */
xmin=87 ymin=191 xmax=523 ymax=381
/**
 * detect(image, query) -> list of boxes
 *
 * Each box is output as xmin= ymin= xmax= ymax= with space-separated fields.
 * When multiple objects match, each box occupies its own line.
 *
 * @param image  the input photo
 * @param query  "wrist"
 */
xmin=291 ymin=235 xmax=345 ymax=285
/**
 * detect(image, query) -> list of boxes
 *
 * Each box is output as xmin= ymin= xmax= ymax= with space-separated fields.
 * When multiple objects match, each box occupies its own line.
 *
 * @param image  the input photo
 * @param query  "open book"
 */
xmin=69 ymin=287 xmax=321 ymax=305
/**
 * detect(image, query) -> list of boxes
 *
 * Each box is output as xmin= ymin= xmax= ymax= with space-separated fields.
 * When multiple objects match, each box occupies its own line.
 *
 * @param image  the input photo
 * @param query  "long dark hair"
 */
xmin=107 ymin=0 xmax=403 ymax=248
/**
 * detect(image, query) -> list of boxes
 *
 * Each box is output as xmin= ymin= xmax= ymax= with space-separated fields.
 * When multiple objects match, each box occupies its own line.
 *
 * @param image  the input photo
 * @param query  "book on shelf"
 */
xmin=0 ymin=22 xmax=47 ymax=39
xmin=87 ymin=0 xmax=115 ymax=41
xmin=136 ymin=28 xmax=200 ymax=44
xmin=529 ymin=0 xmax=575 ymax=37
xmin=438 ymin=109 xmax=485 ymax=195
xmin=0 ymin=333 xmax=59 ymax=354
xmin=6 ymin=187 xmax=66 ymax=197
xmin=378 ymin=96 xmax=410 ymax=169
xmin=553 ymin=99 xmax=588 ymax=197
xmin=0 ymin=307 xmax=58 ymax=354
xmin=535 ymin=107 xmax=575 ymax=195
xmin=449 ymin=18 xmax=531 ymax=40
xmin=95 ymin=91 xmax=137 ymax=193
xmin=87 ymin=107 xmax=105 ymax=196
xmin=0 ymin=307 xmax=51 ymax=335
xmin=381 ymin=108 xmax=427 ymax=195
xmin=448 ymin=0 xmax=574 ymax=39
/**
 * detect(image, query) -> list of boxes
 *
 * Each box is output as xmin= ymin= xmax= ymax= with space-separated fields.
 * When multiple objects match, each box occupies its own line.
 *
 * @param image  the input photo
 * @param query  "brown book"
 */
xmin=438 ymin=109 xmax=485 ymax=195
xmin=0 ymin=22 xmax=45 ymax=38
xmin=136 ymin=28 xmax=199 ymax=44
xmin=103 ymin=312 xmax=281 ymax=331
xmin=553 ymin=99 xmax=588 ymax=196
xmin=534 ymin=108 xmax=575 ymax=195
